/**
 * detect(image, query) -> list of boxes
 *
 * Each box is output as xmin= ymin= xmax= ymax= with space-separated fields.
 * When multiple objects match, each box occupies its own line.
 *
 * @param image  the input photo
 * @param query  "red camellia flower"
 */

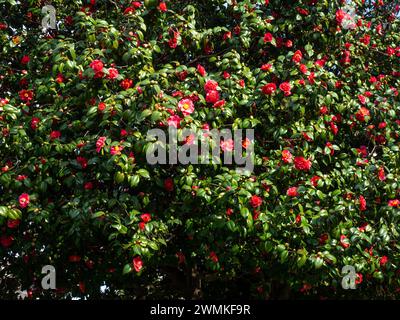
xmin=50 ymin=130 xmax=61 ymax=140
xmin=377 ymin=167 xmax=386 ymax=181
xmin=141 ymin=213 xmax=151 ymax=223
xmin=138 ymin=222 xmax=146 ymax=230
xmin=292 ymin=50 xmax=302 ymax=64
xmin=77 ymin=156 xmax=88 ymax=169
xmin=336 ymin=9 xmax=346 ymax=24
xmin=380 ymin=256 xmax=388 ymax=266
xmin=89 ymin=59 xmax=104 ymax=73
xmin=84 ymin=182 xmax=93 ymax=190
xmin=19 ymin=193 xmax=30 ymax=208
xmin=287 ymin=187 xmax=299 ymax=197
xmin=355 ymin=273 xmax=363 ymax=285
xmin=261 ymin=63 xmax=272 ymax=72
xmin=133 ymin=256 xmax=143 ymax=272
xmin=7 ymin=219 xmax=20 ymax=229
xmin=209 ymin=251 xmax=219 ymax=263
xmin=164 ymin=178 xmax=174 ymax=192
xmin=204 ymin=80 xmax=219 ymax=92
xmin=19 ymin=89 xmax=34 ymax=102
xmin=206 ymin=90 xmax=220 ymax=104
xmin=340 ymin=235 xmax=350 ymax=248
xmin=0 ymin=235 xmax=14 ymax=248
xmin=261 ymin=83 xmax=277 ymax=95
xmin=263 ymin=32 xmax=274 ymax=43
xmin=279 ymin=82 xmax=292 ymax=96
xmin=158 ymin=2 xmax=167 ymax=12
xmin=107 ymin=67 xmax=119 ymax=79
xmin=319 ymin=233 xmax=328 ymax=245
xmin=356 ymin=107 xmax=370 ymax=122
xmin=359 ymin=195 xmax=367 ymax=211
xmin=310 ymin=175 xmax=321 ymax=187
xmin=120 ymin=78 xmax=133 ymax=90
xmin=294 ymin=157 xmax=312 ymax=171
xmin=21 ymin=55 xmax=30 ymax=65
xmin=197 ymin=64 xmax=206 ymax=76
xmin=30 ymin=117 xmax=40 ymax=130
xmin=249 ymin=195 xmax=263 ymax=208
xmin=69 ymin=255 xmax=81 ymax=262
xmin=178 ymin=98 xmax=195 ymax=116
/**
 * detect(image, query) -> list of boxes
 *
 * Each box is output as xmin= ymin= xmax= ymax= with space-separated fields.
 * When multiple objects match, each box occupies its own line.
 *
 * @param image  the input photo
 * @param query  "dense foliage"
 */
xmin=1 ymin=0 xmax=399 ymax=299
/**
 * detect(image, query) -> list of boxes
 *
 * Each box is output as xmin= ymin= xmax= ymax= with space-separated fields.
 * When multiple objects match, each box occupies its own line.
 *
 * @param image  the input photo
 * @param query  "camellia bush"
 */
xmin=0 ymin=0 xmax=399 ymax=299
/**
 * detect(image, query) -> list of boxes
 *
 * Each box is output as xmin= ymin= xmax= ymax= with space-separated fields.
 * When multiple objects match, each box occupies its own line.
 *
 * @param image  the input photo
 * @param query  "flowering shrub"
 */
xmin=0 ymin=0 xmax=399 ymax=299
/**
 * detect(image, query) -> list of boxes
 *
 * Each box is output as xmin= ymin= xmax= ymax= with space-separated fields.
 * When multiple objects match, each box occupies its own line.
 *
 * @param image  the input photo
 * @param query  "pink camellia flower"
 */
xmin=133 ymin=256 xmax=143 ymax=272
xmin=185 ymin=134 xmax=196 ymax=145
xmin=107 ymin=67 xmax=119 ymax=80
xmin=282 ymin=150 xmax=293 ymax=163
xmin=388 ymin=199 xmax=400 ymax=207
xmin=178 ymin=98 xmax=195 ymax=116
xmin=204 ymin=80 xmax=219 ymax=92
xmin=19 ymin=193 xmax=30 ymax=208
xmin=220 ymin=139 xmax=234 ymax=152
xmin=206 ymin=90 xmax=220 ymax=104
xmin=110 ymin=145 xmax=123 ymax=156
xmin=294 ymin=157 xmax=312 ymax=171
xmin=167 ymin=115 xmax=182 ymax=128
xmin=96 ymin=136 xmax=107 ymax=153
xmin=279 ymin=82 xmax=292 ymax=96
xmin=287 ymin=187 xmax=299 ymax=197
xmin=89 ymin=59 xmax=104 ymax=73
xmin=249 ymin=195 xmax=263 ymax=208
